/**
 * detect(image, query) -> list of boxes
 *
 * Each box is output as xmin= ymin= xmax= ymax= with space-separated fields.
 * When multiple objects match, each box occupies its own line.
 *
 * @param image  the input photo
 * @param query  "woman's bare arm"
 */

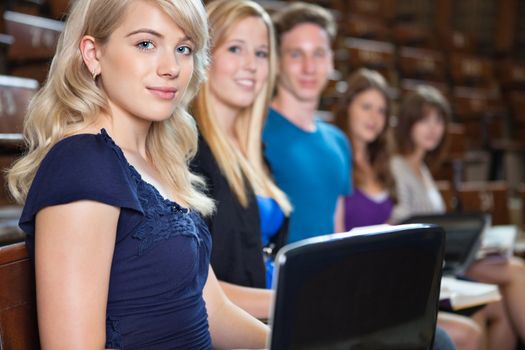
xmin=219 ymin=281 xmax=273 ymax=320
xmin=35 ymin=200 xmax=119 ymax=350
xmin=204 ymin=267 xmax=269 ymax=349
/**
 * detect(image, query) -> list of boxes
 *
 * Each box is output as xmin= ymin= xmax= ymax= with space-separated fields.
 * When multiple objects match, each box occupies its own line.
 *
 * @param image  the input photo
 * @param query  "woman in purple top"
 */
xmin=335 ymin=68 xmax=395 ymax=231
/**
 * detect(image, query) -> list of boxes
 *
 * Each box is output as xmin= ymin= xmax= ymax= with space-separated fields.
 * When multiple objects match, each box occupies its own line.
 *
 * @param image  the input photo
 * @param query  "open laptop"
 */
xmin=401 ymin=213 xmax=489 ymax=276
xmin=268 ymin=224 xmax=445 ymax=350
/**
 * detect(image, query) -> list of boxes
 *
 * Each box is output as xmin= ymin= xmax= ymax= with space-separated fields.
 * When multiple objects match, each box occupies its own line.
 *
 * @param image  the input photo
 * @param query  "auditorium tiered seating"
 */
xmin=0 ymin=33 xmax=13 ymax=74
xmin=519 ymin=185 xmax=525 ymax=229
xmin=341 ymin=37 xmax=395 ymax=80
xmin=457 ymin=181 xmax=511 ymax=226
xmin=3 ymin=10 xmax=63 ymax=82
xmin=342 ymin=14 xmax=389 ymax=41
xmin=432 ymin=123 xmax=467 ymax=186
xmin=438 ymin=181 xmax=511 ymax=226
xmin=46 ymin=0 xmax=69 ymax=19
xmin=0 ymin=74 xmax=38 ymax=182
xmin=345 ymin=0 xmax=395 ymax=22
xmin=0 ymin=3 xmax=55 ymax=246
xmin=391 ymin=22 xmax=433 ymax=48
xmin=0 ymin=242 xmax=39 ymax=348
xmin=0 ymin=75 xmax=37 ymax=245
xmin=0 ymin=75 xmax=38 ymax=143
xmin=449 ymin=53 xmax=495 ymax=87
xmin=498 ymin=61 xmax=525 ymax=90
xmin=439 ymin=30 xmax=478 ymax=54
xmin=397 ymin=46 xmax=445 ymax=81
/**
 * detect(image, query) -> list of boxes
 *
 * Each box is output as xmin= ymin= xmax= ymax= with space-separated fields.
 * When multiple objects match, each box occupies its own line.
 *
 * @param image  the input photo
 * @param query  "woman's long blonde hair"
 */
xmin=193 ymin=0 xmax=291 ymax=214
xmin=7 ymin=0 xmax=214 ymax=215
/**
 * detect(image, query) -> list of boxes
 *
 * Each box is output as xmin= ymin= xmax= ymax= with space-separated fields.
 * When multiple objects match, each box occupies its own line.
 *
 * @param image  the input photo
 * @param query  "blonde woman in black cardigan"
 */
xmin=191 ymin=0 xmax=291 ymax=319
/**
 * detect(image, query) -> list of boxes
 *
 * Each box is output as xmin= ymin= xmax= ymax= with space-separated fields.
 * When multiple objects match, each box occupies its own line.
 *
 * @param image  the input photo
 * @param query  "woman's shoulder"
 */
xmin=20 ymin=130 xmax=142 ymax=235
xmin=389 ymin=155 xmax=406 ymax=173
xmin=39 ymin=129 xmax=135 ymax=188
xmin=390 ymin=155 xmax=404 ymax=165
xmin=37 ymin=129 xmax=133 ymax=183
xmin=44 ymin=130 xmax=122 ymax=166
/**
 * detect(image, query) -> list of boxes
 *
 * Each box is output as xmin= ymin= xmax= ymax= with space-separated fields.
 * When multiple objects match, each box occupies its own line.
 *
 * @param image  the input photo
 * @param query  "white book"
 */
xmin=440 ymin=276 xmax=501 ymax=311
xmin=476 ymin=225 xmax=517 ymax=262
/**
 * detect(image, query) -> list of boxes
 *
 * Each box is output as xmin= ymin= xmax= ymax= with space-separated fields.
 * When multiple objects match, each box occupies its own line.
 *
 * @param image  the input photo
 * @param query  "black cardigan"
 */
xmin=192 ymin=137 xmax=288 ymax=288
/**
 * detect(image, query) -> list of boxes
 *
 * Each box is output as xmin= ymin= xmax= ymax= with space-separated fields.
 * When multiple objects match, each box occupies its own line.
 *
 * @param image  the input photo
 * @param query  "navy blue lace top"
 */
xmin=19 ymin=129 xmax=212 ymax=350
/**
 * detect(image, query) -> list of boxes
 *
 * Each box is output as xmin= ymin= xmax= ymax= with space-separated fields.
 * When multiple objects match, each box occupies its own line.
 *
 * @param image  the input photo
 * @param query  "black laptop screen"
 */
xmin=402 ymin=213 xmax=487 ymax=275
xmin=269 ymin=226 xmax=444 ymax=350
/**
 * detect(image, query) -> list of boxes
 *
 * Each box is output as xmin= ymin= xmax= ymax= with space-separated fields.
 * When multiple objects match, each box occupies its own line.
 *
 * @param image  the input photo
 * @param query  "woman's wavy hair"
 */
xmin=7 ymin=0 xmax=214 ymax=215
xmin=395 ymin=85 xmax=451 ymax=169
xmin=192 ymin=0 xmax=291 ymax=214
xmin=335 ymin=68 xmax=395 ymax=199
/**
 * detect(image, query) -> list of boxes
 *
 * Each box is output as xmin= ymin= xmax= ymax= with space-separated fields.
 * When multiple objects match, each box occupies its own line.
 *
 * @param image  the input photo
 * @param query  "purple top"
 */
xmin=344 ymin=188 xmax=394 ymax=231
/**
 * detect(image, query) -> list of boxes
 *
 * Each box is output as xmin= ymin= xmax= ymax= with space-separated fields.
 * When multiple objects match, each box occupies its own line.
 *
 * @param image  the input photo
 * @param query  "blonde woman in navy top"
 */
xmin=7 ymin=0 xmax=268 ymax=348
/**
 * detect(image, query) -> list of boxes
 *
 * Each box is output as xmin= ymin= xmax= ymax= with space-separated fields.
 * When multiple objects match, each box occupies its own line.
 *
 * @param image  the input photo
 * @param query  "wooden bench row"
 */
xmin=2 ymin=0 xmax=69 ymax=19
xmin=339 ymin=16 xmax=479 ymax=53
xmin=336 ymin=37 xmax=525 ymax=88
xmin=0 ymin=74 xmax=38 ymax=206
xmin=437 ymin=180 xmax=512 ymax=226
xmin=0 ymin=242 xmax=39 ymax=349
xmin=0 ymin=10 xmax=62 ymax=82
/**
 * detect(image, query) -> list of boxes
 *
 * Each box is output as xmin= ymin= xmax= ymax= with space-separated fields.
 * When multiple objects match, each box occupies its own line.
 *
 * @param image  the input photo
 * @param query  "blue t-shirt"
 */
xmin=263 ymin=108 xmax=352 ymax=243
xmin=19 ymin=129 xmax=212 ymax=350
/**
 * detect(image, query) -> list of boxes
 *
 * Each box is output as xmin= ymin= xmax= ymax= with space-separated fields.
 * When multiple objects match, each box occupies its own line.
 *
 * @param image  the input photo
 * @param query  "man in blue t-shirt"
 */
xmin=263 ymin=3 xmax=352 ymax=243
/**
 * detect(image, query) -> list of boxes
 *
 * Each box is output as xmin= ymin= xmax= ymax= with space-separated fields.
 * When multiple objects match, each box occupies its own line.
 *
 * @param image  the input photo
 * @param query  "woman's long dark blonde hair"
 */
xmin=335 ymin=68 xmax=396 ymax=198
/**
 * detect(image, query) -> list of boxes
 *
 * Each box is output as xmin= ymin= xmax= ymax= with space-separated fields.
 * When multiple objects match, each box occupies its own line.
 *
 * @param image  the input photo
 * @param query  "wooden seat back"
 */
xmin=0 ymin=242 xmax=40 ymax=350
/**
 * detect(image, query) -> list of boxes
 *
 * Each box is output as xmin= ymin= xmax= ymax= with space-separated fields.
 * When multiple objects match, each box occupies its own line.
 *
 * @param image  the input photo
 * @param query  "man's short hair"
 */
xmin=272 ymin=2 xmax=337 ymax=49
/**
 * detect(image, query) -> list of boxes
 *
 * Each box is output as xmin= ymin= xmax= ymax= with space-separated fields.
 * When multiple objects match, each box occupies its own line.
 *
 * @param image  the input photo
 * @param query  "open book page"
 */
xmin=348 ymin=224 xmax=394 ymax=235
xmin=440 ymin=276 xmax=501 ymax=311
xmin=476 ymin=225 xmax=517 ymax=262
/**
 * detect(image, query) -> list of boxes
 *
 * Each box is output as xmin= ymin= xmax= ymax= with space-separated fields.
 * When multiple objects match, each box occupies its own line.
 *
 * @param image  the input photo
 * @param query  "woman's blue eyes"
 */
xmin=228 ymin=46 xmax=241 ymax=53
xmin=137 ymin=40 xmax=154 ymax=50
xmin=136 ymin=41 xmax=193 ymax=55
xmin=177 ymin=46 xmax=193 ymax=55
xmin=227 ymin=46 xmax=268 ymax=58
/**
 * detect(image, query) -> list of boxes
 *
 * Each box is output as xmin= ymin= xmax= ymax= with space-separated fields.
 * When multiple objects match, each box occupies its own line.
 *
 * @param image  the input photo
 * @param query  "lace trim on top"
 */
xmin=99 ymin=129 xmax=202 ymax=256
xmin=105 ymin=315 xmax=121 ymax=349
